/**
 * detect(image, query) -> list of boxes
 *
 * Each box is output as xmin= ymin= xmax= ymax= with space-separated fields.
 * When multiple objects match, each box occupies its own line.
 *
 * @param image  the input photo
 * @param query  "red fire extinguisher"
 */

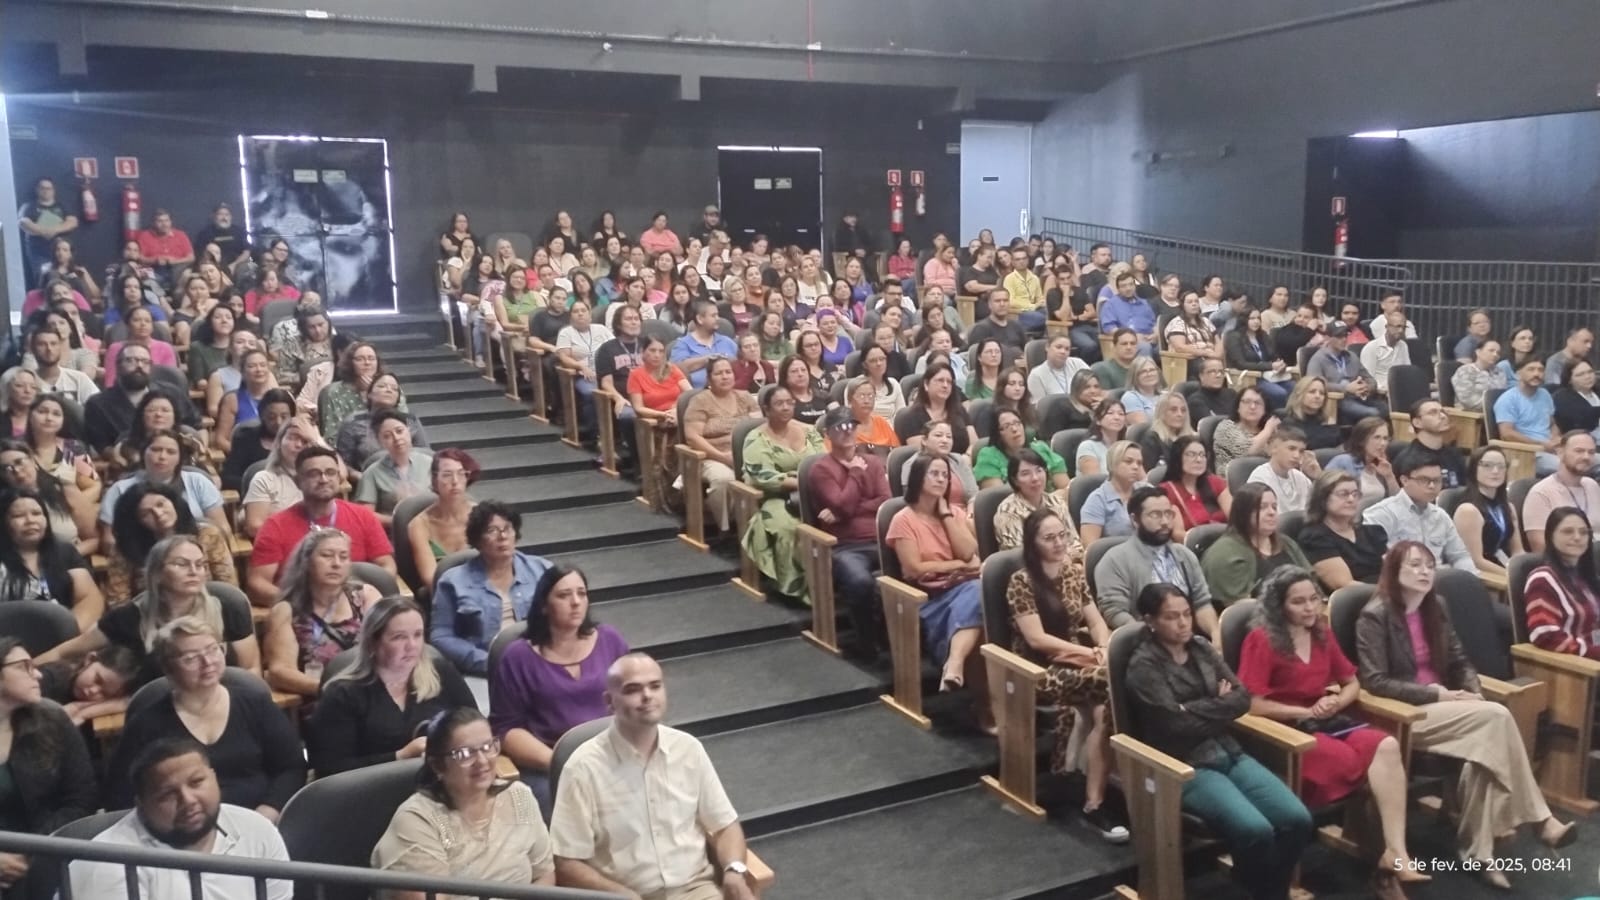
xmin=80 ymin=179 xmax=99 ymax=223
xmin=1332 ymin=217 xmax=1349 ymax=264
xmin=889 ymin=186 xmax=905 ymax=235
xmin=122 ymin=182 xmax=142 ymax=241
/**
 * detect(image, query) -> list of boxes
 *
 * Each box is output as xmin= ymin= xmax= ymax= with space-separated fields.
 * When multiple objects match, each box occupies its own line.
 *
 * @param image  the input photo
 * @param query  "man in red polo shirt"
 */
xmin=136 ymin=208 xmax=197 ymax=289
xmin=247 ymin=446 xmax=395 ymax=606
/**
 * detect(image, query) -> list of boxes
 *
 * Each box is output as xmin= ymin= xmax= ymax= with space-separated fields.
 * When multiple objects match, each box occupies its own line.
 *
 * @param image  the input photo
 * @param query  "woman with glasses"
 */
xmin=1298 ymin=470 xmax=1388 ymax=592
xmin=0 ymin=637 xmax=99 ymax=896
xmin=37 ymin=535 xmax=260 ymax=694
xmin=309 ymin=597 xmax=476 ymax=777
xmin=1357 ymin=542 xmax=1577 ymax=888
xmin=105 ymin=616 xmax=304 ymax=822
xmin=431 ymin=502 xmax=555 ymax=677
xmin=1157 ymin=435 xmax=1230 ymax=543
xmin=1451 ymin=446 xmax=1522 ymax=579
xmin=408 ymin=450 xmax=481 ymax=592
xmin=372 ymin=706 xmax=554 ymax=888
xmin=0 ymin=488 xmax=103 ymax=635
xmin=974 ymin=406 xmax=1068 ymax=491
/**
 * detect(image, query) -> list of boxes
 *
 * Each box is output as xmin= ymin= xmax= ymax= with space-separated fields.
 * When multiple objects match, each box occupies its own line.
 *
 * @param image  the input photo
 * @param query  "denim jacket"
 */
xmin=430 ymin=552 xmax=550 ymax=675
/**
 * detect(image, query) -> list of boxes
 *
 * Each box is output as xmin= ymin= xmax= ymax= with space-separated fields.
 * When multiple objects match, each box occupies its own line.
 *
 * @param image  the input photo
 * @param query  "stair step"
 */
xmin=751 ymin=785 xmax=1134 ymax=900
xmin=547 ymin=540 xmax=733 ymax=602
xmin=407 ymin=396 xmax=529 ymax=425
xmin=658 ymin=639 xmax=882 ymax=736
xmin=468 ymin=444 xmax=594 ymax=480
xmin=363 ymin=333 xmax=445 ymax=351
xmin=389 ymin=360 xmax=485 ymax=382
xmin=403 ymin=378 xmax=508 ymax=401
xmin=597 ymin=584 xmax=806 ymax=658
xmin=426 ymin=418 xmax=559 ymax=450
xmin=383 ymin=347 xmax=464 ymax=363
xmin=517 ymin=502 xmax=676 ymax=555
xmin=485 ymin=472 xmax=638 ymax=515
xmin=708 ymin=704 xmax=992 ymax=836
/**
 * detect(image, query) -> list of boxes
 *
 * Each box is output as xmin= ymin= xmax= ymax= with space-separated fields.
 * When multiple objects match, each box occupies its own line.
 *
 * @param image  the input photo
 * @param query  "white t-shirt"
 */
xmin=557 ymin=323 xmax=615 ymax=372
xmin=70 ymin=804 xmax=292 ymax=900
xmin=1247 ymin=462 xmax=1314 ymax=514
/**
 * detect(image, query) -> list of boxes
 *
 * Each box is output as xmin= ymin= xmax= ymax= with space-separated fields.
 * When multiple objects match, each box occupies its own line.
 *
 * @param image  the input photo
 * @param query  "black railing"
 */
xmin=1039 ymin=217 xmax=1600 ymax=349
xmin=0 ymin=829 xmax=623 ymax=900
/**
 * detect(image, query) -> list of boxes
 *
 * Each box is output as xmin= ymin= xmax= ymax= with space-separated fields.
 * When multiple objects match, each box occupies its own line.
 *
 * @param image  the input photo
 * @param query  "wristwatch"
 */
xmin=724 ymin=861 xmax=750 ymax=878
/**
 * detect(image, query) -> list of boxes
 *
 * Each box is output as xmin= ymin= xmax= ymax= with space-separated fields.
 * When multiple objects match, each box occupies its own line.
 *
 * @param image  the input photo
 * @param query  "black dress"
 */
xmin=306 ymin=664 xmax=478 ymax=776
xmin=1299 ymin=522 xmax=1389 ymax=586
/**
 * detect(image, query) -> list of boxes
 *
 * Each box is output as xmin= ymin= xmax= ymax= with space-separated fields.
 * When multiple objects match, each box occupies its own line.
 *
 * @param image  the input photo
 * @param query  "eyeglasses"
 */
xmin=1404 ymin=475 xmax=1442 ymax=488
xmin=1331 ymin=488 xmax=1362 ymax=500
xmin=483 ymin=525 xmax=516 ymax=538
xmin=171 ymin=643 xmax=225 ymax=668
xmin=1478 ymin=460 xmax=1506 ymax=471
xmin=165 ymin=557 xmax=208 ymax=572
xmin=1182 ymin=450 xmax=1208 ymax=461
xmin=1 ymin=658 xmax=38 ymax=675
xmin=1038 ymin=531 xmax=1070 ymax=545
xmin=445 ymin=738 xmax=501 ymax=765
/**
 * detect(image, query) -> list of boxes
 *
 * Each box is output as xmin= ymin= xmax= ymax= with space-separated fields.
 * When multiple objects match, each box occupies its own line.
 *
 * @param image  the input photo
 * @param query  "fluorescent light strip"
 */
xmin=1350 ymin=130 xmax=1400 ymax=139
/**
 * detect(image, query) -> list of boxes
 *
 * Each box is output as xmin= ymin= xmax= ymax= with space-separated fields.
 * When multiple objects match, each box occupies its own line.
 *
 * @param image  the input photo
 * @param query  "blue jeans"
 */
xmin=1536 ymin=451 xmax=1558 ymax=477
xmin=1337 ymin=394 xmax=1387 ymax=422
xmin=1018 ymin=310 xmax=1047 ymax=333
xmin=1182 ymin=752 xmax=1312 ymax=900
xmin=1069 ymin=324 xmax=1102 ymax=362
xmin=573 ymin=376 xmax=598 ymax=440
xmin=833 ymin=542 xmax=881 ymax=651
xmin=1255 ymin=378 xmax=1290 ymax=411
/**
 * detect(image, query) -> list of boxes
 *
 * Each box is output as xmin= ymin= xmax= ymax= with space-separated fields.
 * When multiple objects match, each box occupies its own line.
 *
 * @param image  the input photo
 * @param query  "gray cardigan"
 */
xmin=1354 ymin=597 xmax=1480 ymax=706
xmin=1094 ymin=538 xmax=1213 ymax=629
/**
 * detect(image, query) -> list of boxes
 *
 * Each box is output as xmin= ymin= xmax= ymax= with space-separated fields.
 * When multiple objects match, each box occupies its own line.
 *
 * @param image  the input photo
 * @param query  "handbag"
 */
xmin=1295 ymin=712 xmax=1366 ymax=737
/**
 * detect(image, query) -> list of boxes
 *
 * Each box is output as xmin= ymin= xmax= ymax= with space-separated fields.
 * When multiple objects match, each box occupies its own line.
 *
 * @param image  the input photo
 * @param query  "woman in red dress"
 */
xmin=1236 ymin=564 xmax=1424 ymax=894
xmin=1157 ymin=435 xmax=1231 ymax=543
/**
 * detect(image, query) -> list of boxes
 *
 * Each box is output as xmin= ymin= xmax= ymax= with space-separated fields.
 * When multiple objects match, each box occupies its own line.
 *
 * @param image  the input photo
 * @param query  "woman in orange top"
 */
xmin=626 ymin=334 xmax=693 ymax=508
xmin=835 ymin=376 xmax=900 ymax=457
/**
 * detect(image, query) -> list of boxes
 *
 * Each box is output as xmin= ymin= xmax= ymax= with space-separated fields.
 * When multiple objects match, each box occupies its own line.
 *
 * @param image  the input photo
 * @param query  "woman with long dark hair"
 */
xmin=106 ymin=480 xmax=235 ymax=603
xmin=1211 ymin=384 xmax=1277 ymax=477
xmin=1158 ymin=434 xmax=1230 ymax=542
xmin=1356 ymin=541 xmax=1575 ymax=887
xmin=0 ymin=441 xmax=96 ymax=556
xmin=888 ymin=454 xmax=984 ymax=695
xmin=100 ymin=428 xmax=229 ymax=550
xmin=1451 ymin=446 xmax=1522 ymax=578
xmin=490 ymin=565 xmax=628 ymax=816
xmin=0 ymin=488 xmax=103 ymax=633
xmin=974 ymin=407 xmax=1067 ymax=490
xmin=1522 ymin=507 xmax=1600 ymax=660
xmin=1200 ymin=483 xmax=1310 ymax=608
xmin=1237 ymin=566 xmax=1418 ymax=893
xmin=371 ymin=706 xmax=554 ymax=888
xmin=902 ymin=362 xmax=977 ymax=456
xmin=1006 ymin=508 xmax=1124 ymax=841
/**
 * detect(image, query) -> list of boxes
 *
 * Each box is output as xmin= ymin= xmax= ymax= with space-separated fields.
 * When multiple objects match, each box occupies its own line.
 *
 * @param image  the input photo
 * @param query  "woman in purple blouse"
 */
xmin=489 ymin=564 xmax=628 ymax=817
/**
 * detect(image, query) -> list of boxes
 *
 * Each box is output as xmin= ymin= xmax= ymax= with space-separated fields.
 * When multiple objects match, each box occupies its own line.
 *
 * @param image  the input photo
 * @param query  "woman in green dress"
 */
xmin=740 ymin=384 xmax=824 ymax=602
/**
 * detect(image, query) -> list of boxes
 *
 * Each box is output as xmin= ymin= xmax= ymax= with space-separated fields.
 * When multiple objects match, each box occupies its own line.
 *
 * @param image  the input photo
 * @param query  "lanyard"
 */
xmin=307 ymin=502 xmax=339 ymax=532
xmin=1485 ymin=504 xmax=1506 ymax=540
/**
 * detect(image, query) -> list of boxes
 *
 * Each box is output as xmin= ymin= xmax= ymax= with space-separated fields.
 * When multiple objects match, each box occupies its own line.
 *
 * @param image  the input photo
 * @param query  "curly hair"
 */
xmin=1254 ymin=564 xmax=1326 ymax=656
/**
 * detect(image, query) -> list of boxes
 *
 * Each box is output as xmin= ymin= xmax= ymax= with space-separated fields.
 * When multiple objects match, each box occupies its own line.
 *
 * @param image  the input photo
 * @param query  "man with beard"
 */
xmin=194 ymin=202 xmax=251 ymax=268
xmin=552 ymin=653 xmax=756 ymax=900
xmin=220 ymin=389 xmax=295 ymax=491
xmin=27 ymin=323 xmax=98 ymax=403
xmin=69 ymin=738 xmax=291 ymax=900
xmin=248 ymin=446 xmax=394 ymax=607
xmin=82 ymin=344 xmax=200 ymax=453
xmin=1092 ymin=486 xmax=1218 ymax=640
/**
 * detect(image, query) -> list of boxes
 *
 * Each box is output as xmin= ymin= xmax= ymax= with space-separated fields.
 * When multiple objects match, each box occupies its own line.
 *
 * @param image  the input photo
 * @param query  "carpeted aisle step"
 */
xmin=382 ymin=347 xmax=461 ymax=362
xmin=388 ymin=360 xmax=486 ymax=382
xmin=407 ymin=397 xmax=529 ymax=425
xmin=706 ymin=704 xmax=993 ymax=837
xmin=403 ymin=378 xmax=509 ymax=402
xmin=595 ymin=584 xmax=806 ymax=658
xmin=517 ymin=503 xmax=679 ymax=555
xmin=469 ymin=444 xmax=594 ymax=480
xmin=426 ymin=418 xmax=559 ymax=450
xmin=657 ymin=639 xmax=882 ymax=736
xmin=548 ymin=541 xmax=733 ymax=601
xmin=485 ymin=472 xmax=638 ymax=514
xmin=361 ymin=332 xmax=444 ymax=352
xmin=751 ymin=785 xmax=1134 ymax=900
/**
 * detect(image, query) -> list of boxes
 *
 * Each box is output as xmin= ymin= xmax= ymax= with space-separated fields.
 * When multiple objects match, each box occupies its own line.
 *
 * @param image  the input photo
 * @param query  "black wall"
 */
xmin=1302 ymin=137 xmax=1407 ymax=259
xmin=7 ymin=58 xmax=961 ymax=314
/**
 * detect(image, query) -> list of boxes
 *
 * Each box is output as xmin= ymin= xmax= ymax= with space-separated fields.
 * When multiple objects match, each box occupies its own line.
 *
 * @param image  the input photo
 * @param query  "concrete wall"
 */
xmin=1032 ymin=0 xmax=1600 ymax=250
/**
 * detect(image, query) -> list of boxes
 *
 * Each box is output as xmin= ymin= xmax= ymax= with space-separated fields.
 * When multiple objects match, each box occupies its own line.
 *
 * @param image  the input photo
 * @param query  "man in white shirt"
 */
xmin=551 ymin=653 xmax=756 ymax=900
xmin=1366 ymin=291 xmax=1418 ymax=341
xmin=1361 ymin=449 xmax=1476 ymax=572
xmin=1359 ymin=310 xmax=1412 ymax=396
xmin=70 ymin=738 xmax=292 ymax=900
xmin=1028 ymin=333 xmax=1089 ymax=399
xmin=26 ymin=326 xmax=98 ymax=403
xmin=1247 ymin=426 xmax=1315 ymax=514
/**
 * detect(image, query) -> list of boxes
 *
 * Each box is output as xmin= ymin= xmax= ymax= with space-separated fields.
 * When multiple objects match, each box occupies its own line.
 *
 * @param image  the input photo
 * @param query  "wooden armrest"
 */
xmin=494 ymin=755 xmax=520 ymax=780
xmin=222 ymin=489 xmax=240 ymax=506
xmin=1356 ymin=690 xmax=1424 ymax=724
xmin=92 ymin=712 xmax=125 ymax=737
xmin=1109 ymin=733 xmax=1195 ymax=782
xmin=395 ymin=574 xmax=415 ymax=599
xmin=230 ymin=534 xmax=252 ymax=556
xmin=978 ymin=643 xmax=1047 ymax=682
xmin=1510 ymin=642 xmax=1600 ymax=678
xmin=729 ymin=482 xmax=762 ymax=500
xmin=1478 ymin=569 xmax=1508 ymax=593
xmin=747 ymin=849 xmax=775 ymax=891
xmin=795 ymin=522 xmax=838 ymax=548
xmin=877 ymin=574 xmax=927 ymax=606
xmin=90 ymin=553 xmax=109 ymax=572
xmin=270 ymin=691 xmax=303 ymax=711
xmin=251 ymin=606 xmax=269 ymax=624
xmin=1232 ymin=714 xmax=1317 ymax=753
xmin=1445 ymin=407 xmax=1484 ymax=422
xmin=1480 ymin=674 xmax=1542 ymax=701
xmin=675 ymin=443 xmax=707 ymax=462
xmin=1487 ymin=439 xmax=1537 ymax=455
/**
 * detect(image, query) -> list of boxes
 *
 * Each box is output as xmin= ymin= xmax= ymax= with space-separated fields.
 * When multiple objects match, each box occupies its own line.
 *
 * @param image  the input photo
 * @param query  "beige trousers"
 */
xmin=702 ymin=460 xmax=737 ymax=531
xmin=1411 ymin=698 xmax=1551 ymax=860
xmin=644 ymin=880 xmax=721 ymax=900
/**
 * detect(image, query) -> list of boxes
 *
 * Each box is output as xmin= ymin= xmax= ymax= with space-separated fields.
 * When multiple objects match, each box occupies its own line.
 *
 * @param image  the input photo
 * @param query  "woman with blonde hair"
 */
xmin=308 ymin=596 xmax=476 ymax=776
xmin=262 ymin=529 xmax=385 ymax=701
xmin=1120 ymin=356 xmax=1163 ymax=425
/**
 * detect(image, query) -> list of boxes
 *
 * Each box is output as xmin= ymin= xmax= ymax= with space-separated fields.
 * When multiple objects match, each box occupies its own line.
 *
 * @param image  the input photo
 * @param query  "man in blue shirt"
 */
xmin=670 ymin=301 xmax=739 ymax=388
xmin=1494 ymin=355 xmax=1560 ymax=476
xmin=1097 ymin=272 xmax=1157 ymax=358
xmin=431 ymin=501 xmax=553 ymax=675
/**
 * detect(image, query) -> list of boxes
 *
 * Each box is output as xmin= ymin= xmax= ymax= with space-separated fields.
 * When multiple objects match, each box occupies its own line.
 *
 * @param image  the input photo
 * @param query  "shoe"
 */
xmin=1479 ymin=868 xmax=1511 ymax=890
xmin=1380 ymin=849 xmax=1431 ymax=884
xmin=1082 ymin=804 xmax=1130 ymax=844
xmin=939 ymin=669 xmax=963 ymax=692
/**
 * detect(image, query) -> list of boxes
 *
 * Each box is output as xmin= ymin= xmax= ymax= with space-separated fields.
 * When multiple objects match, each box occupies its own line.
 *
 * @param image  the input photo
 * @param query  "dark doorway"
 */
xmin=717 ymin=148 xmax=823 ymax=251
xmin=240 ymin=135 xmax=398 ymax=313
xmin=1302 ymin=136 xmax=1407 ymax=259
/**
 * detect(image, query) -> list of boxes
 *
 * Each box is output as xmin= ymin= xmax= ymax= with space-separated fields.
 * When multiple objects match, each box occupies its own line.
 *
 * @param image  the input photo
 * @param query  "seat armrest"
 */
xmin=1510 ymin=642 xmax=1600 ymax=678
xmin=1478 ymin=569 xmax=1508 ymax=593
xmin=1356 ymin=690 xmax=1423 ymax=724
xmin=979 ymin=643 xmax=1047 ymax=683
xmin=1109 ymin=733 xmax=1196 ymax=782
xmin=747 ymin=849 xmax=776 ymax=892
xmin=1232 ymin=714 xmax=1317 ymax=753
xmin=1480 ymin=674 xmax=1542 ymax=702
xmin=795 ymin=522 xmax=838 ymax=548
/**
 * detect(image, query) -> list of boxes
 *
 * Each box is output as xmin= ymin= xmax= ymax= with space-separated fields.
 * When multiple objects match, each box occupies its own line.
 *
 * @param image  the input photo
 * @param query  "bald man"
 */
xmin=551 ymin=654 xmax=755 ymax=900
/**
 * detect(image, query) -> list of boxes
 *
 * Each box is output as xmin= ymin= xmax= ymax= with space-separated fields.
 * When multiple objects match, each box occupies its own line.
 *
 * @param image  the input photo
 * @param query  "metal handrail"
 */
xmin=1039 ymin=217 xmax=1600 ymax=351
xmin=0 ymin=829 xmax=622 ymax=900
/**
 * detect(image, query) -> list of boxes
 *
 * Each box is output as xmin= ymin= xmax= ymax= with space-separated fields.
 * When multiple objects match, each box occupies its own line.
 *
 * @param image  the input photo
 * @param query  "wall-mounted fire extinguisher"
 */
xmin=122 ymin=182 xmax=142 ymax=242
xmin=915 ymin=187 xmax=926 ymax=218
xmin=1332 ymin=216 xmax=1349 ymax=263
xmin=889 ymin=185 xmax=905 ymax=235
xmin=80 ymin=179 xmax=99 ymax=223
